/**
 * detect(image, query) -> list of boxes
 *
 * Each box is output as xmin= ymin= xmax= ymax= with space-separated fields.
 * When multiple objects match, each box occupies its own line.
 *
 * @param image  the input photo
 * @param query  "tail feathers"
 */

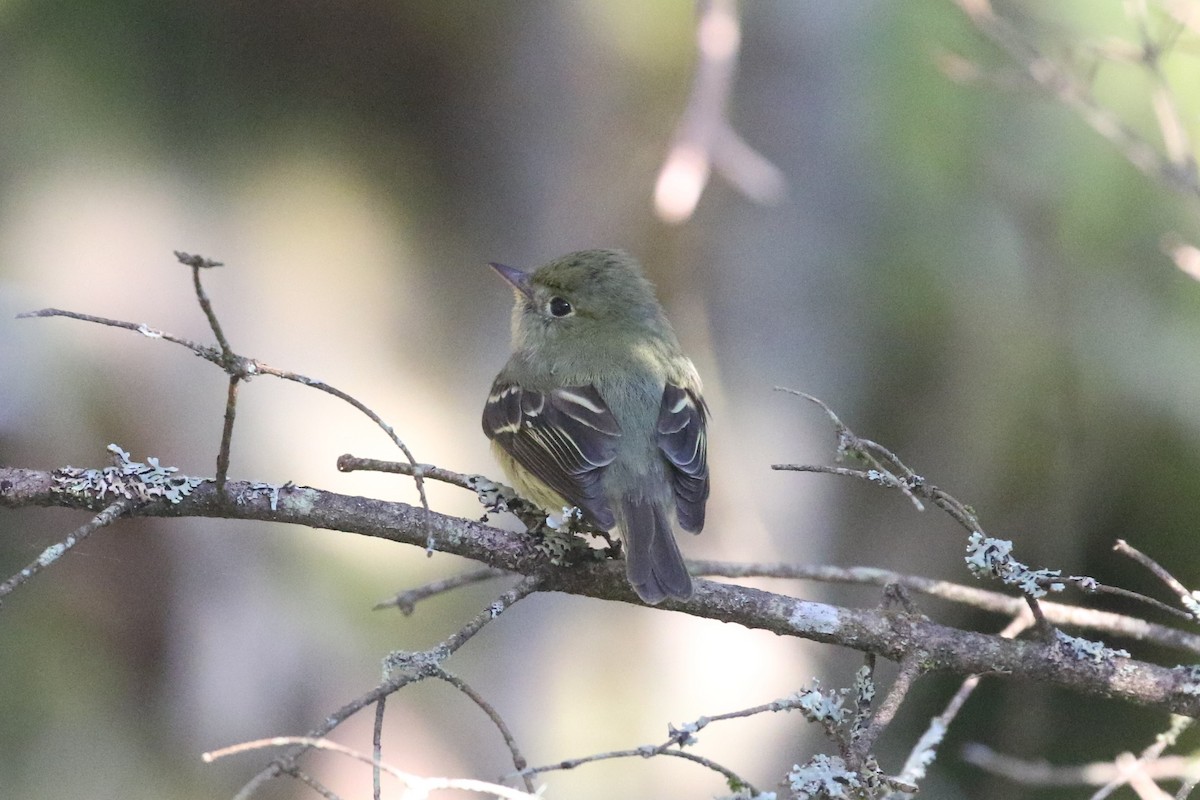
xmin=621 ymin=499 xmax=693 ymax=604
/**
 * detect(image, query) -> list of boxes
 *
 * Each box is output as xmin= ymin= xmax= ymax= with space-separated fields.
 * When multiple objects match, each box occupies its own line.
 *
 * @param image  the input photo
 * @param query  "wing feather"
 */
xmin=656 ymin=384 xmax=710 ymax=533
xmin=483 ymin=381 xmax=621 ymax=529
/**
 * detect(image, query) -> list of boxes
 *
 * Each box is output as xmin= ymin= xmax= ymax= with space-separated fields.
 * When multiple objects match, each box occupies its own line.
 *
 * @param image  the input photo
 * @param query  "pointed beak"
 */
xmin=489 ymin=262 xmax=533 ymax=299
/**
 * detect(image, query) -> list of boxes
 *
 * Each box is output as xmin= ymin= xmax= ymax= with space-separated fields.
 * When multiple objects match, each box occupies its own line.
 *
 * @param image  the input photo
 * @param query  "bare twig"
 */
xmin=372 ymin=698 xmax=384 ymax=800
xmin=339 ymin=454 xmax=477 ymax=491
xmin=887 ymin=614 xmax=1033 ymax=797
xmin=775 ymin=387 xmax=1063 ymax=626
xmin=228 ymin=576 xmax=543 ymax=800
xmin=1086 ymin=582 xmax=1195 ymax=622
xmin=19 ymin=281 xmax=433 ymax=535
xmin=524 ymin=746 xmax=752 ymax=792
xmin=773 ymin=387 xmax=927 ymax=512
xmin=16 ymin=308 xmax=216 ymax=354
xmin=0 ymin=498 xmax=132 ymax=600
xmin=855 ymin=657 xmax=923 ymax=758
xmin=1023 ymin=592 xmax=1054 ymax=640
xmin=437 ymin=576 xmax=542 ymax=654
xmin=1091 ymin=715 xmax=1194 ymax=800
xmin=216 ymin=375 xmax=240 ymax=499
xmin=690 ymin=561 xmax=1200 ymax=655
xmin=433 ymin=669 xmax=535 ymax=794
xmin=204 ymin=736 xmax=540 ymax=800
xmin=1115 ymin=538 xmax=1200 ymax=620
xmin=775 ymin=388 xmax=1195 ymax=643
xmin=1115 ymin=539 xmax=1189 ymax=593
xmin=179 ymin=255 xmax=253 ymax=498
xmin=515 ymin=691 xmax=863 ymax=794
xmin=287 ymin=767 xmax=341 ymax=800
xmin=963 ymin=742 xmax=1200 ymax=792
xmin=248 ymin=369 xmax=432 ymax=541
xmin=764 ymin=474 xmax=1190 ymax=623
xmin=177 ymin=251 xmax=231 ymax=355
xmin=374 ymin=568 xmax=510 ymax=613
xmin=179 ymin=252 xmax=243 ymax=499
xmin=518 ymin=740 xmax=755 ymax=794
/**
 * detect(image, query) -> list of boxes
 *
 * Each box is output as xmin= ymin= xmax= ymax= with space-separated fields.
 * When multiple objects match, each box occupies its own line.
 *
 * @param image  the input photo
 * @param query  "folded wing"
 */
xmin=483 ymin=382 xmax=621 ymax=529
xmin=656 ymin=384 xmax=709 ymax=532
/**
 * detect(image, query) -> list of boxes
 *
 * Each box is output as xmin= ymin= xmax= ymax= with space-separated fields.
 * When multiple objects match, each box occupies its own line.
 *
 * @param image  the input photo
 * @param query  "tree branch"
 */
xmin=5 ymin=465 xmax=1199 ymax=717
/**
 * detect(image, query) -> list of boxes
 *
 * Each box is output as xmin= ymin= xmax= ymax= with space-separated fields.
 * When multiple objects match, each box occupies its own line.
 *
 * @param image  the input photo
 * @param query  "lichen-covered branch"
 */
xmin=4 ymin=465 xmax=1198 ymax=718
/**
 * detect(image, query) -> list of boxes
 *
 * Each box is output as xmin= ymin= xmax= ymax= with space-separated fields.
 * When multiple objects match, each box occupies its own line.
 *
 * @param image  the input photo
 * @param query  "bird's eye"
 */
xmin=548 ymin=297 xmax=573 ymax=318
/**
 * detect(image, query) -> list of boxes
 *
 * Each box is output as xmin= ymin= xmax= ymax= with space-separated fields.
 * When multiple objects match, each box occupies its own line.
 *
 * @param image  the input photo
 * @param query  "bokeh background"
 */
xmin=3 ymin=1 xmax=1200 ymax=798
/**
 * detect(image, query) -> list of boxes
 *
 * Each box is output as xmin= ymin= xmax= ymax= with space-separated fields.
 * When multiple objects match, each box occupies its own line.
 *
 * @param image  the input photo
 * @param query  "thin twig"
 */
xmin=1091 ymin=715 xmax=1194 ymax=800
xmin=216 ymin=375 xmax=240 ymax=498
xmin=774 ymin=387 xmax=927 ymax=511
xmin=1023 ymin=593 xmax=1054 ymax=640
xmin=338 ymin=454 xmax=599 ymax=546
xmin=229 ymin=576 xmax=543 ymax=800
xmin=372 ymin=698 xmax=384 ymax=800
xmin=18 ymin=297 xmax=432 ymax=535
xmin=259 ymin=366 xmax=432 ymax=542
xmin=689 ymin=561 xmax=1200 ymax=654
xmin=887 ymin=614 xmax=1032 ymax=798
xmin=963 ymin=743 xmax=1200 ymax=790
xmin=286 ymin=768 xmax=342 ymax=800
xmin=177 ymin=251 xmax=232 ymax=356
xmin=439 ymin=575 xmax=542 ymax=654
xmin=855 ymin=657 xmax=923 ymax=757
xmin=0 ymin=499 xmax=132 ymax=600
xmin=770 ymin=462 xmax=1189 ymax=623
xmin=205 ymin=736 xmax=540 ymax=800
xmin=433 ymin=669 xmax=535 ymax=794
xmin=339 ymin=454 xmax=476 ymax=491
xmin=1084 ymin=582 xmax=1194 ymax=621
xmin=778 ymin=387 xmax=1089 ymax=637
xmin=16 ymin=308 xmax=218 ymax=355
xmin=534 ymin=688 xmax=855 ymax=792
xmin=773 ymin=463 xmax=889 ymax=482
xmin=1115 ymin=538 xmax=1197 ymax=616
xmin=374 ymin=568 xmax=511 ymax=613
xmin=179 ymin=255 xmax=256 ymax=501
xmin=515 ymin=693 xmax=826 ymax=794
xmin=519 ymin=746 xmax=755 ymax=794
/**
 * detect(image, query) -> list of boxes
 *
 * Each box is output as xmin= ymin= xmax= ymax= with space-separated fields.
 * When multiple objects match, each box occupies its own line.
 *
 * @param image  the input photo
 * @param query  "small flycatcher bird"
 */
xmin=482 ymin=249 xmax=709 ymax=604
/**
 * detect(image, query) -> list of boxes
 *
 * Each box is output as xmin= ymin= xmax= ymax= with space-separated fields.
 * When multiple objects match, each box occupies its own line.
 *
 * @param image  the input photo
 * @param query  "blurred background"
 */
xmin=3 ymin=1 xmax=1200 ymax=798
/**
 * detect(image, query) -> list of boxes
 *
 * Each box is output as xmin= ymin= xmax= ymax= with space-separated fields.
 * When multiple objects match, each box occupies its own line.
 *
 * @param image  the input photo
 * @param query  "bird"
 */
xmin=482 ymin=249 xmax=709 ymax=604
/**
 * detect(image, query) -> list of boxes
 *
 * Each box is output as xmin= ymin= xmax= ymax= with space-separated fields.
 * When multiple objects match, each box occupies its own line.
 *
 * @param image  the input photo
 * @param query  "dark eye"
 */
xmin=548 ymin=297 xmax=573 ymax=317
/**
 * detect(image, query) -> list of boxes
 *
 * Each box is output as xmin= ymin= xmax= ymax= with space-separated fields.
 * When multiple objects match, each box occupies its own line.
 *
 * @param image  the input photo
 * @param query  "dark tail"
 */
xmin=620 ymin=499 xmax=693 ymax=604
